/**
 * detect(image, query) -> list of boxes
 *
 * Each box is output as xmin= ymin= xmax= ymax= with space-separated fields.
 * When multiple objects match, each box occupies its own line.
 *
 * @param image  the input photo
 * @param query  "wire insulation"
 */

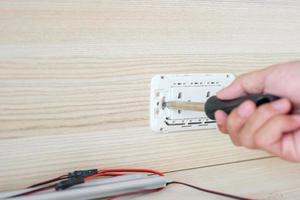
xmin=27 ymin=175 xmax=67 ymax=188
xmin=85 ymin=168 xmax=164 ymax=181
xmin=13 ymin=168 xmax=256 ymax=200
xmin=167 ymin=181 xmax=255 ymax=200
xmin=11 ymin=184 xmax=56 ymax=198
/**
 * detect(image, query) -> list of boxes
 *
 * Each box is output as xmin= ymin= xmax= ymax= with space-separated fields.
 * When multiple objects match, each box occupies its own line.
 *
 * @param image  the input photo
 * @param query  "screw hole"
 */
xmin=177 ymin=92 xmax=182 ymax=99
xmin=206 ymin=91 xmax=211 ymax=97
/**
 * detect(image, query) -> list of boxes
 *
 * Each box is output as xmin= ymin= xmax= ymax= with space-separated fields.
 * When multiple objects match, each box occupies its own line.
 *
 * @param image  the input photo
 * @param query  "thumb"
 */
xmin=217 ymin=68 xmax=269 ymax=100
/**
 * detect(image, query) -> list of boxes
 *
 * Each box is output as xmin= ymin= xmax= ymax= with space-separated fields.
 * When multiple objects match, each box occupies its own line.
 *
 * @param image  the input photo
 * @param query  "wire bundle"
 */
xmin=7 ymin=168 xmax=165 ymax=199
xmin=4 ymin=168 xmax=255 ymax=200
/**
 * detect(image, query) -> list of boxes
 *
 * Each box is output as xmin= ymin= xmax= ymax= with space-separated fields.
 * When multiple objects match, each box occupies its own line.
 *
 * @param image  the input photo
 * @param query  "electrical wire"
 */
xmin=9 ymin=168 xmax=163 ymax=198
xmin=98 ymin=168 xmax=164 ymax=176
xmin=167 ymin=181 xmax=255 ymax=200
xmin=10 ymin=184 xmax=56 ymax=198
xmin=85 ymin=168 xmax=164 ymax=181
xmin=97 ymin=172 xmax=125 ymax=176
xmin=11 ymin=168 xmax=256 ymax=200
xmin=27 ymin=175 xmax=68 ymax=188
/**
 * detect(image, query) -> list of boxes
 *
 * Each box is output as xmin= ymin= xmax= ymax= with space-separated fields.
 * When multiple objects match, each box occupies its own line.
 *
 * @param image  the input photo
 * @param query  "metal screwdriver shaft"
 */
xmin=164 ymin=101 xmax=205 ymax=112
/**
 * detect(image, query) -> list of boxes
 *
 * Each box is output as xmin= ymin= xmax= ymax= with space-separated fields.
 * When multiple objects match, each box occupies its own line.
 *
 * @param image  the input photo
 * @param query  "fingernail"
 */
xmin=237 ymin=101 xmax=255 ymax=118
xmin=271 ymin=99 xmax=290 ymax=111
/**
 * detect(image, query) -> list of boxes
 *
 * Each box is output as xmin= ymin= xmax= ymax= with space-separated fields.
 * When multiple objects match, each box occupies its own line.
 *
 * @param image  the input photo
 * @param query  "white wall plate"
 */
xmin=150 ymin=74 xmax=235 ymax=133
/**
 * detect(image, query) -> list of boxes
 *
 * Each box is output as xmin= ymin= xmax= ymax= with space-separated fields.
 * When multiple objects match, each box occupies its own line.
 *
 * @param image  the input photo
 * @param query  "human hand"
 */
xmin=215 ymin=61 xmax=300 ymax=162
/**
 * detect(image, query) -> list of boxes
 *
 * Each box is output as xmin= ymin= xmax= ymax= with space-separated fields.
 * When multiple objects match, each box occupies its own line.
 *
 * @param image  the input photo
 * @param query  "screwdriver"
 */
xmin=164 ymin=94 xmax=280 ymax=120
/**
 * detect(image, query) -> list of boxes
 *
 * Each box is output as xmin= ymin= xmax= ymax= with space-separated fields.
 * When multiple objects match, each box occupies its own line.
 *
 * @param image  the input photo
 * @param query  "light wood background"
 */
xmin=0 ymin=1 xmax=300 ymax=199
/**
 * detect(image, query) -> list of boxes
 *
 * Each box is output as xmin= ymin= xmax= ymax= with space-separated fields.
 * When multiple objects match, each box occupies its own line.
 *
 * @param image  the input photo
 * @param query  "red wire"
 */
xmin=96 ymin=172 xmax=125 ymax=177
xmin=85 ymin=168 xmax=164 ymax=181
xmin=99 ymin=168 xmax=164 ymax=176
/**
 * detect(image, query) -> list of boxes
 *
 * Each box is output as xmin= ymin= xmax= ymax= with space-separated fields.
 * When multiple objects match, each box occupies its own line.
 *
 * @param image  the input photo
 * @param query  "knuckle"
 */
xmin=256 ymin=103 xmax=275 ymax=117
xmin=274 ymin=115 xmax=290 ymax=125
xmin=229 ymin=132 xmax=241 ymax=146
xmin=238 ymin=139 xmax=249 ymax=148
xmin=226 ymin=114 xmax=237 ymax=133
xmin=227 ymin=109 xmax=244 ymax=132
xmin=253 ymin=133 xmax=265 ymax=148
xmin=228 ymin=108 xmax=238 ymax=122
xmin=239 ymin=130 xmax=256 ymax=149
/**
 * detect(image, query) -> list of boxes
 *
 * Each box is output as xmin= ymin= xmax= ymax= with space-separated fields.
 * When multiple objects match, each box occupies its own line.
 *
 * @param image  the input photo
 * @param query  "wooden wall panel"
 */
xmin=136 ymin=158 xmax=300 ymax=200
xmin=0 ymin=0 xmax=299 ymax=192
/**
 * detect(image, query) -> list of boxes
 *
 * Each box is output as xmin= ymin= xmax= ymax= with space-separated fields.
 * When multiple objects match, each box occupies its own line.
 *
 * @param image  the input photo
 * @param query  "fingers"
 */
xmin=220 ymin=98 xmax=292 ymax=149
xmin=238 ymin=98 xmax=292 ymax=148
xmin=216 ymin=97 xmax=300 ymax=161
xmin=215 ymin=110 xmax=228 ymax=133
xmin=217 ymin=68 xmax=269 ymax=100
xmin=215 ymin=101 xmax=256 ymax=138
xmin=254 ymin=115 xmax=300 ymax=161
xmin=226 ymin=101 xmax=256 ymax=146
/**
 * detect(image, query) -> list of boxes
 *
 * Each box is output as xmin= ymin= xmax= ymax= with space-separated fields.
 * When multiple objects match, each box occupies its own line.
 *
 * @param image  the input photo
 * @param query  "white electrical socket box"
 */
xmin=150 ymin=74 xmax=235 ymax=133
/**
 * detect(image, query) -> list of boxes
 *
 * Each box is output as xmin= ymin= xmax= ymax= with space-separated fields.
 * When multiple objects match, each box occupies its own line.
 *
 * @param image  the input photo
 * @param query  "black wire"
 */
xmin=9 ymin=184 xmax=56 ymax=198
xmin=167 ymin=181 xmax=255 ymax=200
xmin=27 ymin=175 xmax=68 ymax=188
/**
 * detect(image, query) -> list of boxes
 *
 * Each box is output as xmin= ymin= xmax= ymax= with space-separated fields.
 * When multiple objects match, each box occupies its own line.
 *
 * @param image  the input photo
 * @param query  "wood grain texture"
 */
xmin=0 ymin=0 xmax=300 ymax=196
xmin=134 ymin=157 xmax=300 ymax=200
xmin=1 ymin=54 xmax=300 ymax=138
xmin=0 ymin=127 xmax=269 ymax=191
xmin=1 ymin=1 xmax=300 ymax=58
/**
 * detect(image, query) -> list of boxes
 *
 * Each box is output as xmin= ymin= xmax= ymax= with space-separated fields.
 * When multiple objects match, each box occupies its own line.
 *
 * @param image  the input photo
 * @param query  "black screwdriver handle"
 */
xmin=205 ymin=94 xmax=280 ymax=120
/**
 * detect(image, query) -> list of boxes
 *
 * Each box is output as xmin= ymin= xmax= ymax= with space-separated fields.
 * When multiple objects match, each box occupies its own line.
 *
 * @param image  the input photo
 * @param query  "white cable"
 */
xmin=7 ymin=175 xmax=170 ymax=200
xmin=0 ymin=174 xmax=148 ymax=199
